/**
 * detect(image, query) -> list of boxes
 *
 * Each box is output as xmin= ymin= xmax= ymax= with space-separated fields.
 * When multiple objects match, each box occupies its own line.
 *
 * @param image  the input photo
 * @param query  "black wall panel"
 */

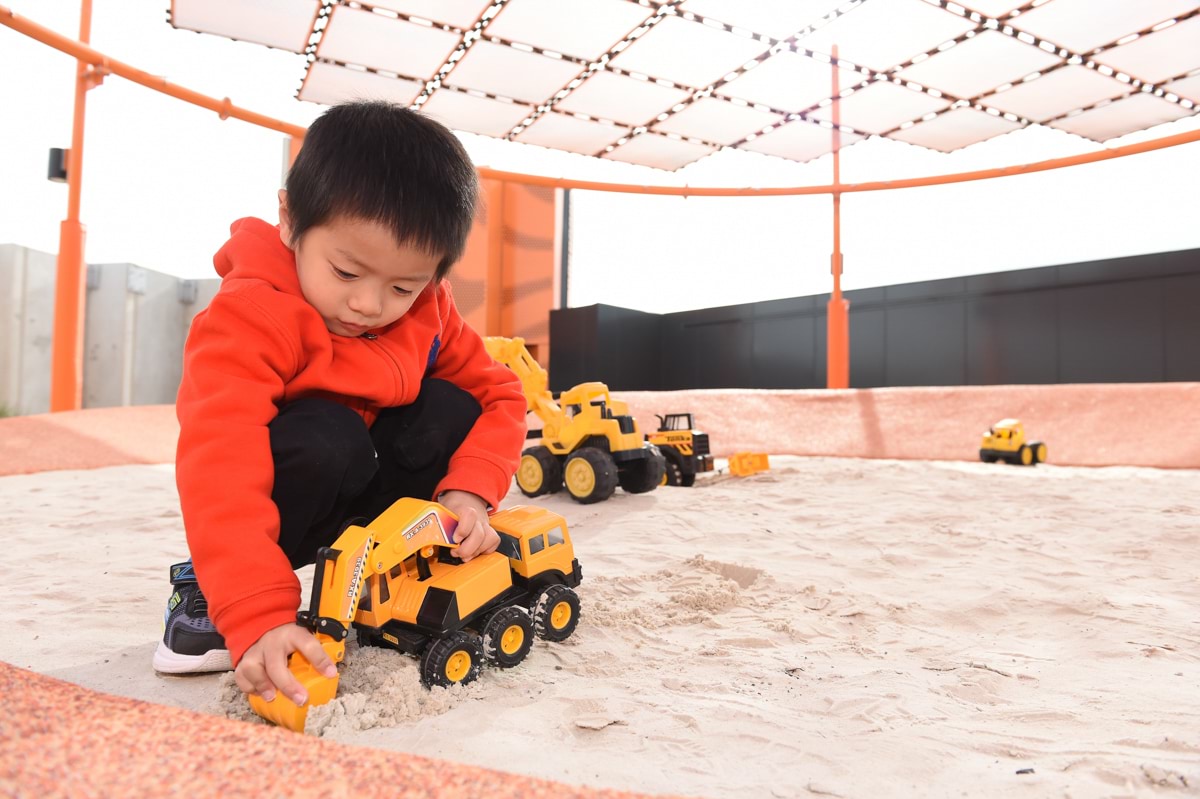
xmin=595 ymin=305 xmax=661 ymax=390
xmin=549 ymin=248 xmax=1200 ymax=391
xmin=966 ymin=291 xmax=1059 ymax=385
xmin=847 ymin=305 xmax=884 ymax=388
xmin=751 ymin=312 xmax=818 ymax=389
xmin=1057 ymin=281 xmax=1162 ymax=383
xmin=548 ymin=304 xmax=597 ymax=390
xmin=885 ymin=301 xmax=966 ymax=386
xmin=1164 ymin=273 xmax=1200 ymax=381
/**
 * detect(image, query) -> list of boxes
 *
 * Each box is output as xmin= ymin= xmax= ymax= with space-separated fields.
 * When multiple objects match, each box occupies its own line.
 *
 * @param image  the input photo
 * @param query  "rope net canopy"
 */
xmin=171 ymin=0 xmax=1200 ymax=172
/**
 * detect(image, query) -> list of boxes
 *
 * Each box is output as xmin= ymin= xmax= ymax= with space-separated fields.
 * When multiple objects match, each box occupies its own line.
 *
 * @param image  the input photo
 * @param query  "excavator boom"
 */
xmin=249 ymin=500 xmax=461 ymax=731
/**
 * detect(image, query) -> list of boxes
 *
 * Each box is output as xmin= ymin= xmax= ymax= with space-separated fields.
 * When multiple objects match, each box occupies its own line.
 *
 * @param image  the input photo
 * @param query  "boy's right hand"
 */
xmin=233 ymin=623 xmax=338 ymax=706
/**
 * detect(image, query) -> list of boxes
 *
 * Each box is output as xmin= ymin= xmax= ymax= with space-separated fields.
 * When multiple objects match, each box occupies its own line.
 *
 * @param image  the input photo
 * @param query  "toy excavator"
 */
xmin=250 ymin=498 xmax=583 ymax=732
xmin=484 ymin=336 xmax=664 ymax=504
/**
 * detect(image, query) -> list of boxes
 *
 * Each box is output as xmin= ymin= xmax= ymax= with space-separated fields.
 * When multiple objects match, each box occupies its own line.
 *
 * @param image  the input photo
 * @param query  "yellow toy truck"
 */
xmin=484 ymin=336 xmax=665 ymax=504
xmin=979 ymin=419 xmax=1047 ymax=466
xmin=250 ymin=498 xmax=582 ymax=732
xmin=646 ymin=413 xmax=714 ymax=487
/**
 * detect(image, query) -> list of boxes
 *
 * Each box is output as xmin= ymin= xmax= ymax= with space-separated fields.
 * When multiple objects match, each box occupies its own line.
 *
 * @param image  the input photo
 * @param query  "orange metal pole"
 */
xmin=48 ymin=0 xmax=94 ymax=412
xmin=826 ymin=45 xmax=850 ymax=390
xmin=4 ymin=5 xmax=1199 ymax=198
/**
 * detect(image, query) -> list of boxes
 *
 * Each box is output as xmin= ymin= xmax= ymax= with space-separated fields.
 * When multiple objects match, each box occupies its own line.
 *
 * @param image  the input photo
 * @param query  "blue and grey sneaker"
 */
xmin=152 ymin=560 xmax=232 ymax=674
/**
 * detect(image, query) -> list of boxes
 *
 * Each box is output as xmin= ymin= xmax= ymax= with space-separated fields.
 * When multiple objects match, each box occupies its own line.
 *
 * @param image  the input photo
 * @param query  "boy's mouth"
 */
xmin=336 ymin=320 xmax=368 ymax=335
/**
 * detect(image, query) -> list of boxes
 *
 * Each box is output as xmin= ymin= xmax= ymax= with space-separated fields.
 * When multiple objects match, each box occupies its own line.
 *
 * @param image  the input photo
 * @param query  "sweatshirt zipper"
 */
xmin=360 ymin=332 xmax=404 ymax=398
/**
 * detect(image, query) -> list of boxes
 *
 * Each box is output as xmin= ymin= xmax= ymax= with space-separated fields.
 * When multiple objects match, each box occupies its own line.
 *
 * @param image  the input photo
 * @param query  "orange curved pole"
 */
xmin=475 ymin=128 xmax=1200 ymax=195
xmin=0 ymin=6 xmax=306 ymax=139
xmin=4 ymin=4 xmax=1199 ymax=197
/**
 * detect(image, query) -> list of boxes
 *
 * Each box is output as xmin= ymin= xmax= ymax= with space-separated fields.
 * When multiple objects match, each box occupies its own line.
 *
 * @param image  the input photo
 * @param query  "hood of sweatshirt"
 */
xmin=212 ymin=217 xmax=305 ymax=297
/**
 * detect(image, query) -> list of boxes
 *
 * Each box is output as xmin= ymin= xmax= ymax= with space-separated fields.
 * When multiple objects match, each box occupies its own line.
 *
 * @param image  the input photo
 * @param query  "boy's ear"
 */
xmin=277 ymin=189 xmax=294 ymax=250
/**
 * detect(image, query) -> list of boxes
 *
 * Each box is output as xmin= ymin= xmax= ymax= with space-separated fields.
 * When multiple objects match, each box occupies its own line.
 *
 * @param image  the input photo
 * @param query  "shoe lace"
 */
xmin=186 ymin=586 xmax=209 ymax=616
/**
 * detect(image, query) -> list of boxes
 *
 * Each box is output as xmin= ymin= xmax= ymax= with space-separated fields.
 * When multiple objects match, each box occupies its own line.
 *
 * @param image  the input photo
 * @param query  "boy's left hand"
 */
xmin=438 ymin=490 xmax=500 ymax=562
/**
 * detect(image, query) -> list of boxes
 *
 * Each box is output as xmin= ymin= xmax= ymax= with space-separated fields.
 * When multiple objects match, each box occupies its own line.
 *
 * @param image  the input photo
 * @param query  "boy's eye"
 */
xmin=332 ymin=266 xmax=357 ymax=280
xmin=393 ymin=286 xmax=413 ymax=296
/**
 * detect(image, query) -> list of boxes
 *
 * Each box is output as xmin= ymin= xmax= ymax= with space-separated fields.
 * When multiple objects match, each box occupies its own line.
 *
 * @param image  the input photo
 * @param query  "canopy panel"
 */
xmin=169 ymin=0 xmax=1200 ymax=171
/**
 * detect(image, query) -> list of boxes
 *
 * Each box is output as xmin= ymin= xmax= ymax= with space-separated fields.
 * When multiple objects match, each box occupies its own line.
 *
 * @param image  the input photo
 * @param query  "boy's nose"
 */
xmin=348 ymin=291 xmax=381 ymax=318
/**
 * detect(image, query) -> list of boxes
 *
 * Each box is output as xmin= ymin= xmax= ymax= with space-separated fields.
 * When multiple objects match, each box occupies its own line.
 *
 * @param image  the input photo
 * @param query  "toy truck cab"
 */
xmin=979 ymin=419 xmax=1047 ymax=466
xmin=491 ymin=505 xmax=583 ymax=591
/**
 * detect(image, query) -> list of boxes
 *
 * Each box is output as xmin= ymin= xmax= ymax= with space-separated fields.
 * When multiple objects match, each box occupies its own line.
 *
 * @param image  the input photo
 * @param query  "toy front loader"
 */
xmin=485 ymin=335 xmax=664 ymax=503
xmin=646 ymin=412 xmax=714 ymax=487
xmin=249 ymin=500 xmax=461 ymax=731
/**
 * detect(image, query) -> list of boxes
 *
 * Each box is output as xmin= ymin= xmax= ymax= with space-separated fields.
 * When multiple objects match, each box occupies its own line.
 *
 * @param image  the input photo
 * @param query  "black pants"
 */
xmin=268 ymin=379 xmax=481 ymax=569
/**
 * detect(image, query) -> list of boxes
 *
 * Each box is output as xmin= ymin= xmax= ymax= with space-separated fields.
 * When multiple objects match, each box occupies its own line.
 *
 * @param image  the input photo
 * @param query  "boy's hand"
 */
xmin=438 ymin=490 xmax=500 ymax=562
xmin=234 ymin=623 xmax=337 ymax=706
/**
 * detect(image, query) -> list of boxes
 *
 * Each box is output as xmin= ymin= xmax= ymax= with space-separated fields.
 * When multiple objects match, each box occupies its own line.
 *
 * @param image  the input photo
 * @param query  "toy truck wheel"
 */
xmin=618 ymin=445 xmax=666 ymax=494
xmin=979 ymin=450 xmax=997 ymax=464
xmin=1017 ymin=444 xmax=1033 ymax=466
xmin=1032 ymin=442 xmax=1047 ymax=464
xmin=660 ymin=448 xmax=683 ymax=486
xmin=533 ymin=584 xmax=581 ymax=642
xmin=517 ymin=446 xmax=562 ymax=497
xmin=481 ymin=606 xmax=534 ymax=668
xmin=564 ymin=448 xmax=618 ymax=504
xmin=421 ymin=631 xmax=484 ymax=688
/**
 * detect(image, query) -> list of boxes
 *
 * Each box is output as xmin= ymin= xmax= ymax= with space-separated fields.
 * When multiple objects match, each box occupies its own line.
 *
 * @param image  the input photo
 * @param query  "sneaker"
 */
xmin=152 ymin=560 xmax=232 ymax=674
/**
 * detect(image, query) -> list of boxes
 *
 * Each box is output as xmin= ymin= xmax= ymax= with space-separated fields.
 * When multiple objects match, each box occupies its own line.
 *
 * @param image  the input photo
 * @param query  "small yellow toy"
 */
xmin=979 ymin=419 xmax=1047 ymax=466
xmin=250 ymin=498 xmax=582 ymax=732
xmin=728 ymin=452 xmax=770 ymax=476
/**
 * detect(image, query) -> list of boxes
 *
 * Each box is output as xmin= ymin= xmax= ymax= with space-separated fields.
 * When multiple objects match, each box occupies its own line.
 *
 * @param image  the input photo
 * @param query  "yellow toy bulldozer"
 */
xmin=484 ymin=336 xmax=665 ymax=504
xmin=646 ymin=413 xmax=714 ymax=487
xmin=979 ymin=419 xmax=1047 ymax=466
xmin=250 ymin=498 xmax=583 ymax=732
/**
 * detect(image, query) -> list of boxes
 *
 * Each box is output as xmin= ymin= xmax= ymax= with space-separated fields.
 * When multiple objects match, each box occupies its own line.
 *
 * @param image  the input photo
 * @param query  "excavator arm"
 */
xmin=484 ymin=336 xmax=568 ymax=443
xmin=248 ymin=499 xmax=460 ymax=731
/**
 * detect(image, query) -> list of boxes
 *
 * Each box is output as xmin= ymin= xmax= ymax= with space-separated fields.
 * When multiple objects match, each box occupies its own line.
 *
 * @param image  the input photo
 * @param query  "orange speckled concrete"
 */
xmin=0 ymin=663 xmax=687 ymax=799
xmin=0 ymin=404 xmax=179 ymax=475
xmin=615 ymin=383 xmax=1200 ymax=468
xmin=1 ymin=384 xmax=1198 ymax=479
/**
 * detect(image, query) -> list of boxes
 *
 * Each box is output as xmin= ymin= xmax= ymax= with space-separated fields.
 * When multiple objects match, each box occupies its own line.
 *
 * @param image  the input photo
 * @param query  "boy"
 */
xmin=153 ymin=101 xmax=527 ymax=710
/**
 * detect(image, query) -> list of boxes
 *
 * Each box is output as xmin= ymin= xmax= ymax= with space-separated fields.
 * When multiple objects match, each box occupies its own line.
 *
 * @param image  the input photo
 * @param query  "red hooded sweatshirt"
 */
xmin=175 ymin=217 xmax=526 ymax=665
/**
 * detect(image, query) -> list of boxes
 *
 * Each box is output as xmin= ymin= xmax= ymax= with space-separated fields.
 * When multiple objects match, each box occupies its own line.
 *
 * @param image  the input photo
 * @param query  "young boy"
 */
xmin=153 ymin=101 xmax=527 ymax=710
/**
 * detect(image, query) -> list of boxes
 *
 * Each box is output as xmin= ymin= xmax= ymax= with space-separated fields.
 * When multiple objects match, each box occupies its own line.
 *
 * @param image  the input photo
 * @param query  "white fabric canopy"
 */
xmin=170 ymin=0 xmax=1200 ymax=170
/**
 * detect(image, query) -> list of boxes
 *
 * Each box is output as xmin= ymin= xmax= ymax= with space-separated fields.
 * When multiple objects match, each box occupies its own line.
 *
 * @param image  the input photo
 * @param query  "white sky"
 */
xmin=3 ymin=0 xmax=1199 ymax=315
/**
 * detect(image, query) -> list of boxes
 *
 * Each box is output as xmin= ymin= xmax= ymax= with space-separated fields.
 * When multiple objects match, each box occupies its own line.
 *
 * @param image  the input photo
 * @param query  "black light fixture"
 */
xmin=47 ymin=148 xmax=69 ymax=183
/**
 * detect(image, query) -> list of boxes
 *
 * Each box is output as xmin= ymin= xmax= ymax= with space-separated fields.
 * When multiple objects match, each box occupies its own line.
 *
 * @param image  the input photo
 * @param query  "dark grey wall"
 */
xmin=549 ymin=248 xmax=1200 ymax=391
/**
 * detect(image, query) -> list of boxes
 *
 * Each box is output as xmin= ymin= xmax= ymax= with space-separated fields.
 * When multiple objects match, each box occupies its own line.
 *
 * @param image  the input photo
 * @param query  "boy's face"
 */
xmin=278 ymin=192 xmax=440 ymax=338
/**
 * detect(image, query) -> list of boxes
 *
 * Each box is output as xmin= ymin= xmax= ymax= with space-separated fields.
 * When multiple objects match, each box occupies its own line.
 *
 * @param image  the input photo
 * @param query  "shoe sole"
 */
xmin=152 ymin=641 xmax=232 ymax=674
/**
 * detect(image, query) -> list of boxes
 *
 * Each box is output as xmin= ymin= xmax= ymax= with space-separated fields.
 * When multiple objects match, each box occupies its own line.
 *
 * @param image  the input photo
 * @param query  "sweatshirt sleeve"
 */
xmin=427 ymin=282 xmax=527 ymax=509
xmin=175 ymin=288 xmax=304 ymax=665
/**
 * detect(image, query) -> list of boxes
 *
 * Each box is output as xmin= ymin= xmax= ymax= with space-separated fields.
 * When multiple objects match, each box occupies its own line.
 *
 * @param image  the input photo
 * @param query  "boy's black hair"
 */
xmin=285 ymin=100 xmax=479 ymax=279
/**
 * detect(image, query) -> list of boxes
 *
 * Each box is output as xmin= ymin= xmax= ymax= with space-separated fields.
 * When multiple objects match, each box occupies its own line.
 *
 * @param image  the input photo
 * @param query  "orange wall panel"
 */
xmin=454 ymin=179 xmax=557 ymax=366
xmin=500 ymin=182 xmax=556 ymax=363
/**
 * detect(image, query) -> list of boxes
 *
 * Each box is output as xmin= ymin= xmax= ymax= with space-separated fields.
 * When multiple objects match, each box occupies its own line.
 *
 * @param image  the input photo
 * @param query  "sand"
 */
xmin=1 ymin=454 xmax=1197 ymax=798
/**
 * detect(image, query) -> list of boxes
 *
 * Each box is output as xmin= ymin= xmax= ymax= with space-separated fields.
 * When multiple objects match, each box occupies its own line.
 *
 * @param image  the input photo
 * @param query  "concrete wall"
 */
xmin=0 ymin=244 xmax=218 ymax=416
xmin=0 ymin=245 xmax=57 ymax=416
